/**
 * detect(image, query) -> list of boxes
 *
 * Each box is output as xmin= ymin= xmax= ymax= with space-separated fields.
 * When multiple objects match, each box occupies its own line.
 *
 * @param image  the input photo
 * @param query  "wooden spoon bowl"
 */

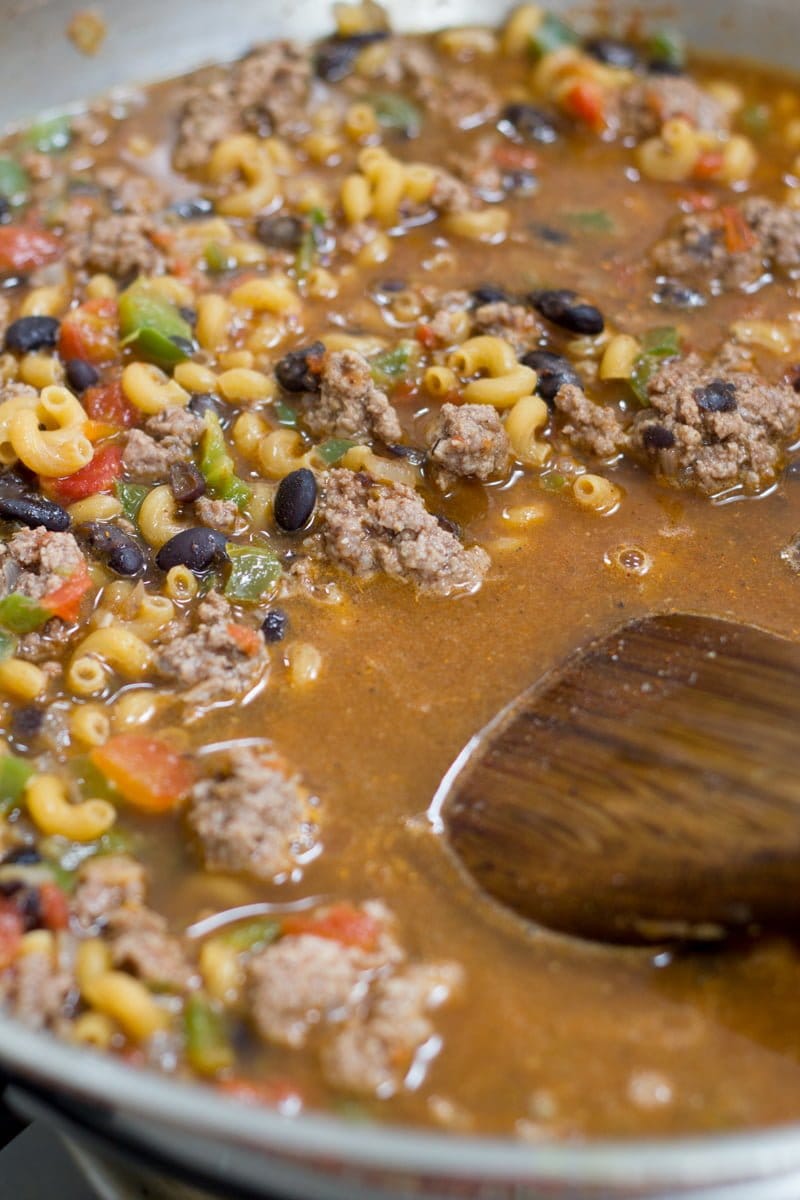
xmin=439 ymin=614 xmax=800 ymax=944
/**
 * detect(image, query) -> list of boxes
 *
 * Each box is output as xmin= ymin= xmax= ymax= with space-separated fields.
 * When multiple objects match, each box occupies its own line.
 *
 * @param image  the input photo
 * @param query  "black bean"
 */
xmin=77 ymin=522 xmax=146 ymax=577
xmin=584 ymin=36 xmax=642 ymax=70
xmin=0 ymin=468 xmax=34 ymax=496
xmin=652 ymin=280 xmax=705 ymax=310
xmin=4 ymin=315 xmax=60 ymax=354
xmin=169 ymin=461 xmax=206 ymax=504
xmin=275 ymin=342 xmax=325 ymax=394
xmin=694 ymin=379 xmax=737 ymax=413
xmin=642 ymin=424 xmax=676 ymax=451
xmin=529 ymin=288 xmax=605 ymax=335
xmin=378 ymin=278 xmax=407 ymax=293
xmin=472 ymin=284 xmax=511 ymax=305
xmin=0 ymin=199 xmax=10 ymax=225
xmin=648 ymin=59 xmax=684 ymax=76
xmin=499 ymin=103 xmax=559 ymax=144
xmin=170 ymin=196 xmax=214 ymax=219
xmin=315 ymin=31 xmax=388 ymax=82
xmin=16 ymin=887 xmax=42 ymax=931
xmin=188 ymin=391 xmax=225 ymax=420
xmin=261 ymin=607 xmax=288 ymax=643
xmin=255 ymin=214 xmax=305 ymax=250
xmin=156 ymin=526 xmax=228 ymax=573
xmin=520 ymin=349 xmax=582 ymax=405
xmin=530 ymin=223 xmax=570 ymax=245
xmin=274 ymin=468 xmax=317 ymax=533
xmin=65 ymin=357 xmax=100 ymax=394
xmin=179 ymin=306 xmax=197 ymax=327
xmin=10 ymin=706 xmax=43 ymax=742
xmin=0 ymin=493 xmax=70 ymax=532
xmin=386 ymin=443 xmax=427 ymax=467
xmin=1 ymin=845 xmax=41 ymax=866
xmin=436 ymin=514 xmax=461 ymax=539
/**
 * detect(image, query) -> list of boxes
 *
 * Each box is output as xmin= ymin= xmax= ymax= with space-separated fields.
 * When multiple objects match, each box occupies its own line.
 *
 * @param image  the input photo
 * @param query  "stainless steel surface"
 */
xmin=0 ymin=1 xmax=799 ymax=1196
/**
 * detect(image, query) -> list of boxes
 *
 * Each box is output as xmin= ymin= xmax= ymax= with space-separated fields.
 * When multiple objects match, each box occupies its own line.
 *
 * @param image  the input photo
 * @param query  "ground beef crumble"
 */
xmin=426 ymin=403 xmax=510 ymax=482
xmin=315 ymin=469 xmax=490 ymax=596
xmin=631 ymin=355 xmax=800 ymax=495
xmin=0 ymin=528 xmax=84 ymax=602
xmin=156 ymin=590 xmax=268 ymax=707
xmin=471 ymin=301 xmax=543 ymax=353
xmin=0 ymin=940 xmax=76 ymax=1032
xmin=174 ymin=42 xmax=311 ymax=171
xmin=123 ymin=408 xmax=205 ymax=483
xmin=194 ymin=496 xmax=240 ymax=534
xmin=617 ymin=75 xmax=730 ymax=140
xmin=303 ymin=349 xmax=402 ymax=444
xmin=66 ymin=213 xmax=163 ymax=279
xmin=555 ymin=383 xmax=627 ymax=460
xmin=321 ymin=961 xmax=464 ymax=1095
xmin=652 ymin=196 xmax=800 ymax=293
xmin=188 ymin=743 xmax=317 ymax=881
xmin=247 ymin=903 xmax=462 ymax=1096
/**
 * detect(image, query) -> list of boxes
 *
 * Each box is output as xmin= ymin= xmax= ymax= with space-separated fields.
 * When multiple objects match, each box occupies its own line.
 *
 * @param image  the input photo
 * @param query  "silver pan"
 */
xmin=1 ymin=2 xmax=800 ymax=1196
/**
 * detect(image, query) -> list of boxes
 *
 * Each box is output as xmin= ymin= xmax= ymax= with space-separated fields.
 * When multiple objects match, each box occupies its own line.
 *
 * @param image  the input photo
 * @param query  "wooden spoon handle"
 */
xmin=445 ymin=615 xmax=800 ymax=943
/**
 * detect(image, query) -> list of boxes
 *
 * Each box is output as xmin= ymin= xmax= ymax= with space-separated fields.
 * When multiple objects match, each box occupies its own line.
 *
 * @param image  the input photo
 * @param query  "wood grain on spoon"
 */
xmin=440 ymin=614 xmax=800 ymax=944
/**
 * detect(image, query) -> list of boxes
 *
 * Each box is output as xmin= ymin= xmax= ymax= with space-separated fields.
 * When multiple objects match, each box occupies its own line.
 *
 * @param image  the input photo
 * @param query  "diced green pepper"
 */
xmin=23 ymin=113 xmax=72 ymax=154
xmin=647 ymin=28 xmax=686 ymax=70
xmin=119 ymin=281 xmax=194 ymax=370
xmin=370 ymin=340 xmax=418 ymax=389
xmin=741 ymin=103 xmax=771 ymax=138
xmin=184 ymin=994 xmax=235 ymax=1076
xmin=199 ymin=412 xmax=252 ymax=510
xmin=540 ymin=471 xmax=566 ymax=492
xmin=219 ymin=918 xmax=280 ymax=951
xmin=204 ymin=241 xmax=236 ymax=273
xmin=115 ymin=481 xmax=149 ymax=523
xmin=566 ymin=209 xmax=615 ymax=233
xmin=224 ymin=544 xmax=282 ymax=603
xmin=295 ymin=207 xmax=327 ymax=280
xmin=274 ymin=399 xmax=299 ymax=428
xmin=629 ymin=326 xmax=681 ymax=405
xmin=0 ymin=631 xmax=16 ymax=660
xmin=529 ymin=12 xmax=579 ymax=59
xmin=0 ymin=594 xmax=49 ymax=634
xmin=0 ymin=158 xmax=30 ymax=207
xmin=365 ymin=92 xmax=422 ymax=138
xmin=0 ymin=755 xmax=34 ymax=815
xmin=314 ymin=438 xmax=358 ymax=466
xmin=45 ymin=861 xmax=77 ymax=893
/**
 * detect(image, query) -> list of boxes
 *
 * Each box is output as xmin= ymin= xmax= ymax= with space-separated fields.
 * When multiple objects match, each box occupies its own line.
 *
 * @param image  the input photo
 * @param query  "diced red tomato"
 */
xmin=415 ymin=323 xmax=438 ymax=349
xmin=563 ymin=80 xmax=606 ymax=130
xmin=0 ymin=908 xmax=23 ymax=970
xmin=0 ymin=225 xmax=61 ymax=274
xmin=58 ymin=298 xmax=119 ymax=364
xmin=43 ymin=558 xmax=92 ymax=622
xmin=218 ymin=1077 xmax=305 ymax=1109
xmin=283 ymin=903 xmax=380 ymax=951
xmin=48 ymin=443 xmax=123 ymax=504
xmin=391 ymin=380 xmax=419 ymax=405
xmin=90 ymin=734 xmax=196 ymax=813
xmin=83 ymin=379 xmax=138 ymax=429
xmin=721 ymin=204 xmax=758 ymax=254
xmin=38 ymin=882 xmax=70 ymax=931
xmin=492 ymin=143 xmax=539 ymax=172
xmin=227 ymin=623 xmax=263 ymax=657
xmin=692 ymin=151 xmax=724 ymax=181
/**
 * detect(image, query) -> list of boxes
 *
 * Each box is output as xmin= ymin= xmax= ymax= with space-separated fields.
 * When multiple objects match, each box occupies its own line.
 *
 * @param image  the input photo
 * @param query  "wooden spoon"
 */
xmin=437 ymin=614 xmax=800 ymax=944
